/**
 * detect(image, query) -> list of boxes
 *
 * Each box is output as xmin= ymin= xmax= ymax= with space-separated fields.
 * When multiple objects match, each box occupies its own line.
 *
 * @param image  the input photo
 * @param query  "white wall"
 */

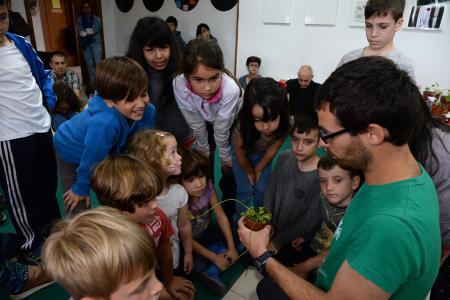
xmin=236 ymin=0 xmax=450 ymax=89
xmin=31 ymin=1 xmax=45 ymax=51
xmin=101 ymin=0 xmax=238 ymax=72
xmin=11 ymin=0 xmax=25 ymax=17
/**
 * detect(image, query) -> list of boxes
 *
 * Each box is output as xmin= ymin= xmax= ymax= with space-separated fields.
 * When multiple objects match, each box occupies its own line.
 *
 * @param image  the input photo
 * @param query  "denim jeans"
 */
xmin=231 ymin=145 xmax=272 ymax=216
xmin=82 ymin=41 xmax=102 ymax=84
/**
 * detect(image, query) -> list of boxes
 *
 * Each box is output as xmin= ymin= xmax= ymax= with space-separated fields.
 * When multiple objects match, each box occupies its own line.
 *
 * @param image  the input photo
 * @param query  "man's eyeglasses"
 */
xmin=319 ymin=127 xmax=349 ymax=144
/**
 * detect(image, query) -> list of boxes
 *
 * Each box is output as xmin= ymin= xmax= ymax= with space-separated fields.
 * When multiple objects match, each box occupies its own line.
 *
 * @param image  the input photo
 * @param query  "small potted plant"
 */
xmin=424 ymin=83 xmax=450 ymax=117
xmin=242 ymin=206 xmax=272 ymax=231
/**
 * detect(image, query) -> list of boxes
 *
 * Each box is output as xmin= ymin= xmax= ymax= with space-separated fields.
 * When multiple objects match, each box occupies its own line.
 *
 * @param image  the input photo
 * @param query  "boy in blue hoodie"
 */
xmin=53 ymin=56 xmax=156 ymax=215
xmin=0 ymin=0 xmax=60 ymax=261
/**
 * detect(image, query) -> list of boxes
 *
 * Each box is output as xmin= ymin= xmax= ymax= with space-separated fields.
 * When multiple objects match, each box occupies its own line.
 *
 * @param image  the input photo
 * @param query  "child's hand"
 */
xmin=254 ymin=165 xmax=263 ymax=184
xmin=212 ymin=253 xmax=230 ymax=271
xmin=289 ymin=261 xmax=310 ymax=278
xmin=247 ymin=171 xmax=256 ymax=186
xmin=291 ymin=237 xmax=305 ymax=251
xmin=63 ymin=189 xmax=90 ymax=212
xmin=166 ymin=276 xmax=195 ymax=300
xmin=225 ymin=247 xmax=239 ymax=264
xmin=254 ymin=171 xmax=262 ymax=184
xmin=183 ymin=253 xmax=193 ymax=274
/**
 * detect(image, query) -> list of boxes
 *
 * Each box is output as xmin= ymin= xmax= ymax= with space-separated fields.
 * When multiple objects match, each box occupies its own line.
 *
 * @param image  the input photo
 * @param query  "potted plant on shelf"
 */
xmin=423 ymin=83 xmax=450 ymax=117
xmin=242 ymin=206 xmax=272 ymax=231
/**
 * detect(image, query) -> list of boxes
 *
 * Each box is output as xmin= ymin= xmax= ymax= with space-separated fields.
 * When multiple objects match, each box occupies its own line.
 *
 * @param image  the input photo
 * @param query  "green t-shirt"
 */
xmin=315 ymin=165 xmax=441 ymax=299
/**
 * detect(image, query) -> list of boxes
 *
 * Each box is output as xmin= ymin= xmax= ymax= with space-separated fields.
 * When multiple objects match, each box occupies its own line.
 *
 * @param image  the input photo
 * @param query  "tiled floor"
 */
xmin=223 ymin=266 xmax=263 ymax=300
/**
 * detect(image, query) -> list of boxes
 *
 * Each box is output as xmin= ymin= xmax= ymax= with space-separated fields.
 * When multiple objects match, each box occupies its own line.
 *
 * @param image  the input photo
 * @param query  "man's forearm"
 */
xmin=265 ymin=257 xmax=326 ymax=300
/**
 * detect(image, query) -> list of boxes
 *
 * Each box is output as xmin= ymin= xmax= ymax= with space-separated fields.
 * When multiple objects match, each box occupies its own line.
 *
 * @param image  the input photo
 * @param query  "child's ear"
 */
xmin=104 ymin=99 xmax=114 ymax=108
xmin=351 ymin=176 xmax=361 ymax=191
xmin=395 ymin=18 xmax=404 ymax=32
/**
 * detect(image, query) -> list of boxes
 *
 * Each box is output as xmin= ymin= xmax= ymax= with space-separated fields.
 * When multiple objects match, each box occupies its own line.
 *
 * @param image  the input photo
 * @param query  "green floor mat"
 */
xmin=1 ymin=136 xmax=319 ymax=299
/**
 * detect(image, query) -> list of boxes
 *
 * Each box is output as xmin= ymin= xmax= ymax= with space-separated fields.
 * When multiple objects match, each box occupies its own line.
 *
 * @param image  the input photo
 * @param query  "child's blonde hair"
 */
xmin=91 ymin=155 xmax=163 ymax=213
xmin=127 ymin=129 xmax=175 ymax=170
xmin=42 ymin=206 xmax=157 ymax=299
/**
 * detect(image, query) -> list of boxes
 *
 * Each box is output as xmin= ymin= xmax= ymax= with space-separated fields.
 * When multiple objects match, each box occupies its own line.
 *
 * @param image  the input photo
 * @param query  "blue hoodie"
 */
xmin=6 ymin=32 xmax=56 ymax=109
xmin=54 ymin=94 xmax=156 ymax=196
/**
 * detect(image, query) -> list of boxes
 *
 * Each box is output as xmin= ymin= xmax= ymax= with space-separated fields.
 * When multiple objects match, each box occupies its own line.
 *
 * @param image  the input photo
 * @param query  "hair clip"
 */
xmin=154 ymin=131 xmax=167 ymax=137
xmin=278 ymin=80 xmax=287 ymax=89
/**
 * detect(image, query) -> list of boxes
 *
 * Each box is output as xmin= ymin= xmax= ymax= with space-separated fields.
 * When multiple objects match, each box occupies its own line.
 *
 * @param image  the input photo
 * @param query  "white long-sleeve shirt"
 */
xmin=173 ymin=73 xmax=241 ymax=161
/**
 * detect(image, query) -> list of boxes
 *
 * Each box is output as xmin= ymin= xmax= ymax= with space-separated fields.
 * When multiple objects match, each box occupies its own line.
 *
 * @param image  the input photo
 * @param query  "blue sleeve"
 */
xmin=41 ymin=69 xmax=57 ymax=109
xmin=93 ymin=16 xmax=101 ymax=34
xmin=72 ymin=119 xmax=119 ymax=196
xmin=76 ymin=17 xmax=83 ymax=35
xmin=28 ymin=42 xmax=57 ymax=109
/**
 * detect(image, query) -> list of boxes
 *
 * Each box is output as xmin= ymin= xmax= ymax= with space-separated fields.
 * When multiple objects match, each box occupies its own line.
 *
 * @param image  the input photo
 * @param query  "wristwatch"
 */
xmin=254 ymin=250 xmax=273 ymax=274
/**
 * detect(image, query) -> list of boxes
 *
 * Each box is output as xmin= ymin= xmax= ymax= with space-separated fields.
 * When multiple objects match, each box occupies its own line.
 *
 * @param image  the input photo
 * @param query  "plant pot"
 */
xmin=243 ymin=217 xmax=268 ymax=231
xmin=431 ymin=105 xmax=447 ymax=117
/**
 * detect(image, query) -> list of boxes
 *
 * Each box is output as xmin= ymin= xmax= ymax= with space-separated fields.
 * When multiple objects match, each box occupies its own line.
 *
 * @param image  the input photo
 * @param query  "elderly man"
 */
xmin=49 ymin=51 xmax=81 ymax=98
xmin=286 ymin=65 xmax=321 ymax=115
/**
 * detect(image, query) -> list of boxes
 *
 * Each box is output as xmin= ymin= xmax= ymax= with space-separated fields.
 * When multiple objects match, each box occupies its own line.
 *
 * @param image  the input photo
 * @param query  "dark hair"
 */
xmin=50 ymin=51 xmax=66 ymax=62
xmin=91 ymin=155 xmax=163 ymax=213
xmin=80 ymin=1 xmax=91 ymax=11
xmin=126 ymin=16 xmax=181 ymax=106
xmin=53 ymin=83 xmax=81 ymax=114
xmin=365 ymin=0 xmax=405 ymax=22
xmin=409 ymin=97 xmax=450 ymax=177
xmin=291 ymin=110 xmax=319 ymax=136
xmin=165 ymin=16 xmax=177 ymax=27
xmin=182 ymin=38 xmax=242 ymax=96
xmin=196 ymin=23 xmax=216 ymax=40
xmin=126 ymin=16 xmax=180 ymax=76
xmin=237 ymin=77 xmax=290 ymax=152
xmin=317 ymin=153 xmax=360 ymax=179
xmin=94 ymin=56 xmax=148 ymax=102
xmin=183 ymin=38 xmax=223 ymax=76
xmin=178 ymin=147 xmax=211 ymax=181
xmin=314 ymin=56 xmax=422 ymax=147
xmin=246 ymin=56 xmax=261 ymax=66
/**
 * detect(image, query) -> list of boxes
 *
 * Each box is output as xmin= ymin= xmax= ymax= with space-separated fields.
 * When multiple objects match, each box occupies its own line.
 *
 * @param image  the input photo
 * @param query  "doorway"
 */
xmin=23 ymin=0 xmax=105 ymax=85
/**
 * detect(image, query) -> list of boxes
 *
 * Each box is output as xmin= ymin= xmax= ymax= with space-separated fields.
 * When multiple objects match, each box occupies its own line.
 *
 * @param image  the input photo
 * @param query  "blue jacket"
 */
xmin=54 ymin=94 xmax=156 ymax=196
xmin=6 ymin=32 xmax=56 ymax=109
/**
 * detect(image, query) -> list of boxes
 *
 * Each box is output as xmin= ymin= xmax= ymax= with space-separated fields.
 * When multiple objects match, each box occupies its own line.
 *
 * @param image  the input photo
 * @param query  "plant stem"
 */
xmin=189 ymin=198 xmax=251 ymax=220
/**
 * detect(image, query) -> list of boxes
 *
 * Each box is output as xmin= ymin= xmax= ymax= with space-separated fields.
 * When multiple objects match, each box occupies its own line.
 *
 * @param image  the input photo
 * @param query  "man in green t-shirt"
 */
xmin=237 ymin=55 xmax=441 ymax=299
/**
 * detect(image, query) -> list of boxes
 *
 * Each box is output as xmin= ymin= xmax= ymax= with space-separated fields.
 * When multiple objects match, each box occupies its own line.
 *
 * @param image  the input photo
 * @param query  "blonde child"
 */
xmin=91 ymin=155 xmax=195 ymax=300
xmin=42 ymin=206 xmax=164 ymax=300
xmin=179 ymin=147 xmax=239 ymax=294
xmin=128 ymin=129 xmax=194 ymax=275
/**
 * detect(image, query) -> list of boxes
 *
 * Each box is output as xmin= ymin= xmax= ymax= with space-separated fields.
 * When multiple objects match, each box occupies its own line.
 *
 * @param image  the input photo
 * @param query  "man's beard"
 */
xmin=337 ymin=137 xmax=372 ymax=172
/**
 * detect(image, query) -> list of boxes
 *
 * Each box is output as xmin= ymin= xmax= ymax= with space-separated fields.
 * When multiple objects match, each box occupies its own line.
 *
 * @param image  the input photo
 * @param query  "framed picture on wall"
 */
xmin=304 ymin=0 xmax=338 ymax=26
xmin=406 ymin=5 xmax=446 ymax=29
xmin=349 ymin=0 xmax=368 ymax=27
